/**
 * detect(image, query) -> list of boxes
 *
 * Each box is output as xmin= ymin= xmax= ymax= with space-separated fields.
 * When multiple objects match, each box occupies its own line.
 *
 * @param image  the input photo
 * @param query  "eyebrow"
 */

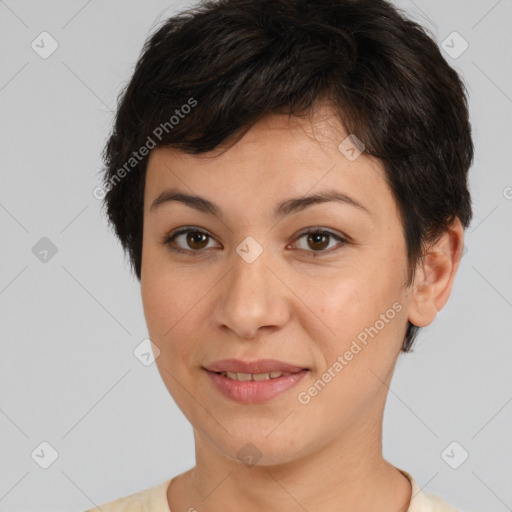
xmin=149 ymin=187 xmax=371 ymax=219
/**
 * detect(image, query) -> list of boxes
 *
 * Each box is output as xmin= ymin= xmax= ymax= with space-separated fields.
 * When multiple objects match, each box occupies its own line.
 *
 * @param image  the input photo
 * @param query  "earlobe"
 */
xmin=406 ymin=218 xmax=465 ymax=328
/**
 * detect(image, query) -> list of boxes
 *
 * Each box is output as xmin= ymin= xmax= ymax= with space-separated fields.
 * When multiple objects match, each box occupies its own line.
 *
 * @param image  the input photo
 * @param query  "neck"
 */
xmin=168 ymin=419 xmax=412 ymax=512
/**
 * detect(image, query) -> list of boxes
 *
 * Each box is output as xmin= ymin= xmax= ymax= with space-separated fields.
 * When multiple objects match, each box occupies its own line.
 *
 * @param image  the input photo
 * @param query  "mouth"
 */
xmin=203 ymin=365 xmax=309 ymax=404
xmin=202 ymin=359 xmax=310 ymax=403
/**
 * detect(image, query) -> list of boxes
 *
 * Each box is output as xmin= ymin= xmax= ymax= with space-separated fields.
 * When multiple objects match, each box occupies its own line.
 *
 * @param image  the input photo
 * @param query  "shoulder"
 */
xmin=82 ymin=477 xmax=173 ymax=512
xmin=399 ymin=469 xmax=462 ymax=512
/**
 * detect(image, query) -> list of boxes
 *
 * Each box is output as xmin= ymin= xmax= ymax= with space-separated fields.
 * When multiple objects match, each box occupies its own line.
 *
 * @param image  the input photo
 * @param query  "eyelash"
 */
xmin=161 ymin=227 xmax=348 ymax=257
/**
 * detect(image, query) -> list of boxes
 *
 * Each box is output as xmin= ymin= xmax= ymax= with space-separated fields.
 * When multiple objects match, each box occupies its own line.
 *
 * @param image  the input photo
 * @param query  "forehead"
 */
xmin=144 ymin=110 xmax=397 ymax=227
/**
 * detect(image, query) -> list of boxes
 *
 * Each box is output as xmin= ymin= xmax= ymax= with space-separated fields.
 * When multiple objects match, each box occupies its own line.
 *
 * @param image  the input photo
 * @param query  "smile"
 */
xmin=205 ymin=368 xmax=308 ymax=403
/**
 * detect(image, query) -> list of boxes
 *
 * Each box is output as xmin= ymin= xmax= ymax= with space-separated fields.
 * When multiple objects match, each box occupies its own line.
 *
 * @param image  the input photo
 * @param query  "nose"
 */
xmin=214 ymin=245 xmax=291 ymax=339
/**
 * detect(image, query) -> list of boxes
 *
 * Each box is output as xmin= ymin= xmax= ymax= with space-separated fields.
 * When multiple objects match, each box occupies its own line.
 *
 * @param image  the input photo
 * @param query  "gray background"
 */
xmin=0 ymin=1 xmax=511 ymax=511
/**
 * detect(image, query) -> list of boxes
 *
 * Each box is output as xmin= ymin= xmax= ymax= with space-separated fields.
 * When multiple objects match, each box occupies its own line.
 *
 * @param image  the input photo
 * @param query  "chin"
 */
xmin=206 ymin=428 xmax=310 ymax=468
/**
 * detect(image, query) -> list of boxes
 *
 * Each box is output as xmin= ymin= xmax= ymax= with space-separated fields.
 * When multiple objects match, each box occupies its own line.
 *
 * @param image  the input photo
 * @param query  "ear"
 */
xmin=407 ymin=218 xmax=465 ymax=328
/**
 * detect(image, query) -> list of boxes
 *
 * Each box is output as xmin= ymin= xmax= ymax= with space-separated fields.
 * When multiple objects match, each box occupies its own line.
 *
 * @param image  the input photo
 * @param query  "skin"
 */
xmin=140 ymin=105 xmax=464 ymax=512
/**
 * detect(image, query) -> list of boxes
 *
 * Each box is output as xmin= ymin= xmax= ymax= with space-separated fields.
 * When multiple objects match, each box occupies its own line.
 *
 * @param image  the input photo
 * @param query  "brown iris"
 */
xmin=307 ymin=232 xmax=330 ymax=251
xmin=187 ymin=231 xmax=209 ymax=250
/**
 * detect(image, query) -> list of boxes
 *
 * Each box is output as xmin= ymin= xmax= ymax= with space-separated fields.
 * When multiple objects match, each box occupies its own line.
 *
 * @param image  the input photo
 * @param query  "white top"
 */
xmin=83 ymin=468 xmax=462 ymax=512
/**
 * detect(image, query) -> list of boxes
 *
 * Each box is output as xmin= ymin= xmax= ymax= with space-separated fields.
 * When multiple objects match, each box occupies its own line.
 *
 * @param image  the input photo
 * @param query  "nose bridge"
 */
xmin=216 ymin=240 xmax=288 ymax=338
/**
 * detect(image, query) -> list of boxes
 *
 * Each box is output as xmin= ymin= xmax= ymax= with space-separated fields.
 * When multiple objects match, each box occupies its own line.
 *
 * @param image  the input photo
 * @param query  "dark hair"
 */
xmin=100 ymin=0 xmax=473 ymax=353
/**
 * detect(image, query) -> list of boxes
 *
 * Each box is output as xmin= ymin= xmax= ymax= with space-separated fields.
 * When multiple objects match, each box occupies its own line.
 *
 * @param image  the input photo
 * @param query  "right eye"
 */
xmin=162 ymin=227 xmax=221 ymax=256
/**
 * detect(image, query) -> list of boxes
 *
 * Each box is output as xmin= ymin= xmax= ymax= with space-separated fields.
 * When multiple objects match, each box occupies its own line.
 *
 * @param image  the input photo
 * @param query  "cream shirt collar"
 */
xmin=88 ymin=468 xmax=460 ymax=512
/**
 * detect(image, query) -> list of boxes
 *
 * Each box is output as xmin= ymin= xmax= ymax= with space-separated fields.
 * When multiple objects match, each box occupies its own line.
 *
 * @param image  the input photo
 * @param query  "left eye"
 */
xmin=162 ymin=228 xmax=347 ymax=256
xmin=291 ymin=229 xmax=347 ymax=254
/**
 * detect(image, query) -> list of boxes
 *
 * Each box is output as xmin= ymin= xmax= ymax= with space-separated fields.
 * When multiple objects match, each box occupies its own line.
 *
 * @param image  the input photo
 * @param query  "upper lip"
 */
xmin=204 ymin=359 xmax=308 ymax=374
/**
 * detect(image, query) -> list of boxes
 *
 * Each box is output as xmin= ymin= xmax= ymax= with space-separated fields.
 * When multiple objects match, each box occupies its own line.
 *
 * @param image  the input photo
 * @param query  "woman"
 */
xmin=88 ymin=0 xmax=472 ymax=510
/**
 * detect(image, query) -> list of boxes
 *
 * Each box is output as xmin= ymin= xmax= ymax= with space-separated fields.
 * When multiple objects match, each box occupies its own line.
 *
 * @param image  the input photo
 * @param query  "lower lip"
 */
xmin=204 ymin=369 xmax=308 ymax=404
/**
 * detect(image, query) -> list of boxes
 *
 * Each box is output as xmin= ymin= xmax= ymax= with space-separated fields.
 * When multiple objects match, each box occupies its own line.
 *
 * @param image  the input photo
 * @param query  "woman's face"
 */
xmin=140 ymin=109 xmax=416 ymax=466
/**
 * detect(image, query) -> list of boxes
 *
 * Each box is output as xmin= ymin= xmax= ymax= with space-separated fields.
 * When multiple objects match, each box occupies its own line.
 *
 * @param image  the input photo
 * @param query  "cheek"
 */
xmin=295 ymin=274 xmax=404 ymax=421
xmin=141 ymin=249 xmax=184 ymax=345
xmin=296 ymin=268 xmax=383 ymax=335
xmin=142 ymin=242 xmax=183 ymax=329
xmin=141 ymin=273 xmax=195 ymax=405
xmin=141 ymin=257 xmax=210 ymax=371
xmin=141 ymin=269 xmax=168 ymax=339
xmin=295 ymin=258 xmax=404 ymax=365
